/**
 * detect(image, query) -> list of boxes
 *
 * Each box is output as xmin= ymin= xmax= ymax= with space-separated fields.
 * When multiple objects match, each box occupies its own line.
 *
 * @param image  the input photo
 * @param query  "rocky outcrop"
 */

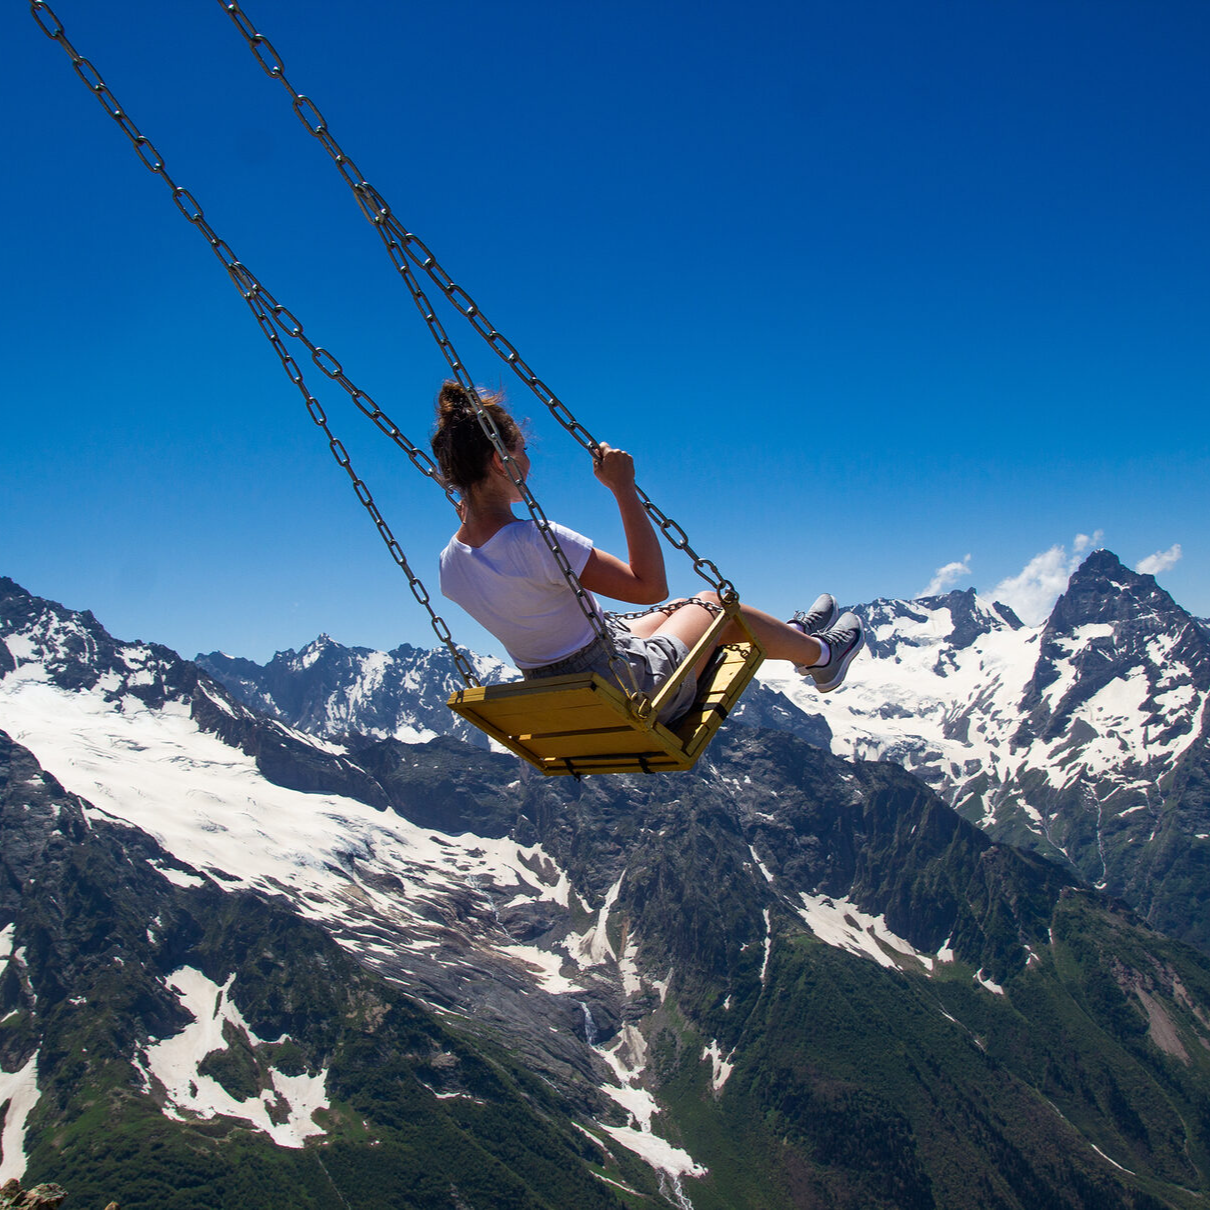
xmin=0 ymin=1180 xmax=70 ymax=1209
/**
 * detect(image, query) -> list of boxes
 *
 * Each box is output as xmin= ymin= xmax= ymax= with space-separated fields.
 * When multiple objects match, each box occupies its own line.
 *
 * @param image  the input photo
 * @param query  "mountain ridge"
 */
xmin=197 ymin=631 xmax=514 ymax=752
xmin=7 ymin=570 xmax=1210 ymax=1207
xmin=759 ymin=550 xmax=1210 ymax=950
xmin=191 ymin=551 xmax=1210 ymax=951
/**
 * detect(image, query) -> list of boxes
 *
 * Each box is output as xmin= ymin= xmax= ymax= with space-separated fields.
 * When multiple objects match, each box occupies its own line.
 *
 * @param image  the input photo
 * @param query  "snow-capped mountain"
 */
xmin=7 ymin=572 xmax=1210 ymax=1209
xmin=197 ymin=635 xmax=515 ymax=750
xmin=198 ymin=551 xmax=1210 ymax=951
xmin=764 ymin=550 xmax=1210 ymax=949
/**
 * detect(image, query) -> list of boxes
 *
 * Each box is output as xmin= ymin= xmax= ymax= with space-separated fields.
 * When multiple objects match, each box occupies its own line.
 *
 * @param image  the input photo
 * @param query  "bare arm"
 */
xmin=578 ymin=444 xmax=668 ymax=605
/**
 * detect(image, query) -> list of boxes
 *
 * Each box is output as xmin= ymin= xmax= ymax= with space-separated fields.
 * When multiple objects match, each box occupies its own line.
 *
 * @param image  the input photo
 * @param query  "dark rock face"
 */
xmin=351 ymin=735 xmax=527 ymax=839
xmin=937 ymin=586 xmax=1023 ymax=650
xmin=731 ymin=680 xmax=833 ymax=748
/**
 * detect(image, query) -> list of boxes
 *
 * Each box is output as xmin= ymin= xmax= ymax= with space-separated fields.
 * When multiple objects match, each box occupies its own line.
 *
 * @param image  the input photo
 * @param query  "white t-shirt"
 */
xmin=439 ymin=520 xmax=603 ymax=669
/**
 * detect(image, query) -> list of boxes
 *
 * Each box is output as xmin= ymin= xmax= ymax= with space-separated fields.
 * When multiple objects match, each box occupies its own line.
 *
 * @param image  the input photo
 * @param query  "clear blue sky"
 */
xmin=3 ymin=0 xmax=1208 ymax=663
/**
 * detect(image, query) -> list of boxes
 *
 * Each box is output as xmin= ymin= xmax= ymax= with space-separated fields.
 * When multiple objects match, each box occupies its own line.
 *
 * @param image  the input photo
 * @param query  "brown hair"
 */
xmin=430 ymin=381 xmax=522 ymax=493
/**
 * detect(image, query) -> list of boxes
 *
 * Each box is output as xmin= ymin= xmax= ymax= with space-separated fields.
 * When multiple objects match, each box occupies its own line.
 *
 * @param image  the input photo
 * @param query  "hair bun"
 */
xmin=430 ymin=380 xmax=520 ymax=493
xmin=437 ymin=381 xmax=474 ymax=418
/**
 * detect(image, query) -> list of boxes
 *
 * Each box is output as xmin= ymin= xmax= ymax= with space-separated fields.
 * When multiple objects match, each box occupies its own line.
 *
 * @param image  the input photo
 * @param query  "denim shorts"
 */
xmin=521 ymin=618 xmax=697 ymax=726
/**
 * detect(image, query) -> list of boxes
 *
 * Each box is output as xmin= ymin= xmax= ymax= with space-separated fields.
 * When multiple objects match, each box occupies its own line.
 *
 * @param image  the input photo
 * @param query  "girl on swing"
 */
xmin=433 ymin=382 xmax=864 ymax=725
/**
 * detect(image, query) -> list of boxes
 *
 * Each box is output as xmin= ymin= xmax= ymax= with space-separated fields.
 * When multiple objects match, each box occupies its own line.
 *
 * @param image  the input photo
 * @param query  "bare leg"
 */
xmin=621 ymin=600 xmax=689 ymax=639
xmin=643 ymin=592 xmax=823 ymax=680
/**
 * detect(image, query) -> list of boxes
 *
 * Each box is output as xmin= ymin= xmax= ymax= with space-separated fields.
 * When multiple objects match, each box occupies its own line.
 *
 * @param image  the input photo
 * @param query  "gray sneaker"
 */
xmin=807 ymin=611 xmax=864 ymax=692
xmin=789 ymin=593 xmax=839 ymax=636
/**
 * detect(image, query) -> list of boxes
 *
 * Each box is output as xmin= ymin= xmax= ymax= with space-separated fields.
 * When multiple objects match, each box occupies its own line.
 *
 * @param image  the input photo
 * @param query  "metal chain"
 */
xmin=211 ymin=1 xmax=648 ymax=702
xmin=29 ymin=0 xmax=482 ymax=690
xmin=453 ymin=381 xmax=646 ymax=702
xmin=609 ymin=598 xmax=726 ymax=623
xmin=213 ymin=0 xmax=740 ymax=611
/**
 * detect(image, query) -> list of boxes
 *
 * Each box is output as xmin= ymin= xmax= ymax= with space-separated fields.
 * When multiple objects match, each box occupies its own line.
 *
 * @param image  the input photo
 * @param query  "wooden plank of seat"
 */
xmin=471 ymin=696 xmax=625 ymax=734
xmin=672 ymin=642 xmax=762 ymax=761
xmin=447 ymin=674 xmax=647 ymax=770
xmin=522 ymin=726 xmax=680 ymax=760
xmin=447 ymin=639 xmax=764 ymax=775
xmin=451 ymin=674 xmax=635 ymax=735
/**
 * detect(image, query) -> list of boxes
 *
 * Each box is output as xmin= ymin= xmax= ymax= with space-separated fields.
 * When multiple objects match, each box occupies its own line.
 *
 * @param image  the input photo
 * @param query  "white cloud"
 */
xmin=920 ymin=554 xmax=972 ymax=598
xmin=1135 ymin=543 xmax=1182 ymax=577
xmin=989 ymin=532 xmax=1102 ymax=626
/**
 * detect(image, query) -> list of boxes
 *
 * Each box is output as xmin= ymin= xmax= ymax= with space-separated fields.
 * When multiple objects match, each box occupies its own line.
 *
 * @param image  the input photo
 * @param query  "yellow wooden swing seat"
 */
xmin=447 ymin=608 xmax=764 ymax=776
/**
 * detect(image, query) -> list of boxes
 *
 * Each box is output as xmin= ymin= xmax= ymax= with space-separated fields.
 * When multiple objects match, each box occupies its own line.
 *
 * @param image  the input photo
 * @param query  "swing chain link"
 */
xmin=32 ymin=0 xmax=739 ymax=708
xmin=212 ymin=0 xmax=651 ymax=700
xmin=608 ymin=597 xmax=726 ymax=623
xmin=29 ymin=0 xmax=483 ymax=690
xmin=213 ymin=0 xmax=740 ymax=611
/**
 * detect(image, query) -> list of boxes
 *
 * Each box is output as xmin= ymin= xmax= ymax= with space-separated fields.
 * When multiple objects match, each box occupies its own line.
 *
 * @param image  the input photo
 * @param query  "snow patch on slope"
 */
xmin=702 ymin=1040 xmax=735 ymax=1093
xmin=138 ymin=966 xmax=328 ymax=1147
xmin=596 ymin=1023 xmax=707 ymax=1183
xmin=567 ymin=875 xmax=623 ymax=968
xmin=797 ymin=893 xmax=934 ymax=971
xmin=0 ymin=1052 xmax=40 ymax=1183
xmin=0 ymin=669 xmax=577 ymax=979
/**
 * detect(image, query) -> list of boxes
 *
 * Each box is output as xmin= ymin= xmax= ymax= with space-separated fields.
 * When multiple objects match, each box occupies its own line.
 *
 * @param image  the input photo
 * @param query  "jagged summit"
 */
xmin=1019 ymin=548 xmax=1209 ymax=745
xmin=917 ymin=584 xmax=1025 ymax=634
xmin=858 ymin=586 xmax=1022 ymax=662
xmin=1046 ymin=547 xmax=1185 ymax=634
xmin=1 ymin=575 xmax=191 ymax=708
xmin=295 ymin=632 xmax=338 ymax=657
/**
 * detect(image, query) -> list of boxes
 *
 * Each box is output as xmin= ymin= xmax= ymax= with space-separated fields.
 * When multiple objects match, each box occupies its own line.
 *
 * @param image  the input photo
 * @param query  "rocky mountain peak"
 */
xmin=1047 ymin=548 xmax=1182 ymax=634
xmin=1018 ymin=549 xmax=1210 ymax=745
xmin=858 ymin=586 xmax=1022 ymax=665
xmin=296 ymin=632 xmax=336 ymax=659
xmin=1 ymin=577 xmax=190 ymax=710
xmin=931 ymin=585 xmax=1024 ymax=648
